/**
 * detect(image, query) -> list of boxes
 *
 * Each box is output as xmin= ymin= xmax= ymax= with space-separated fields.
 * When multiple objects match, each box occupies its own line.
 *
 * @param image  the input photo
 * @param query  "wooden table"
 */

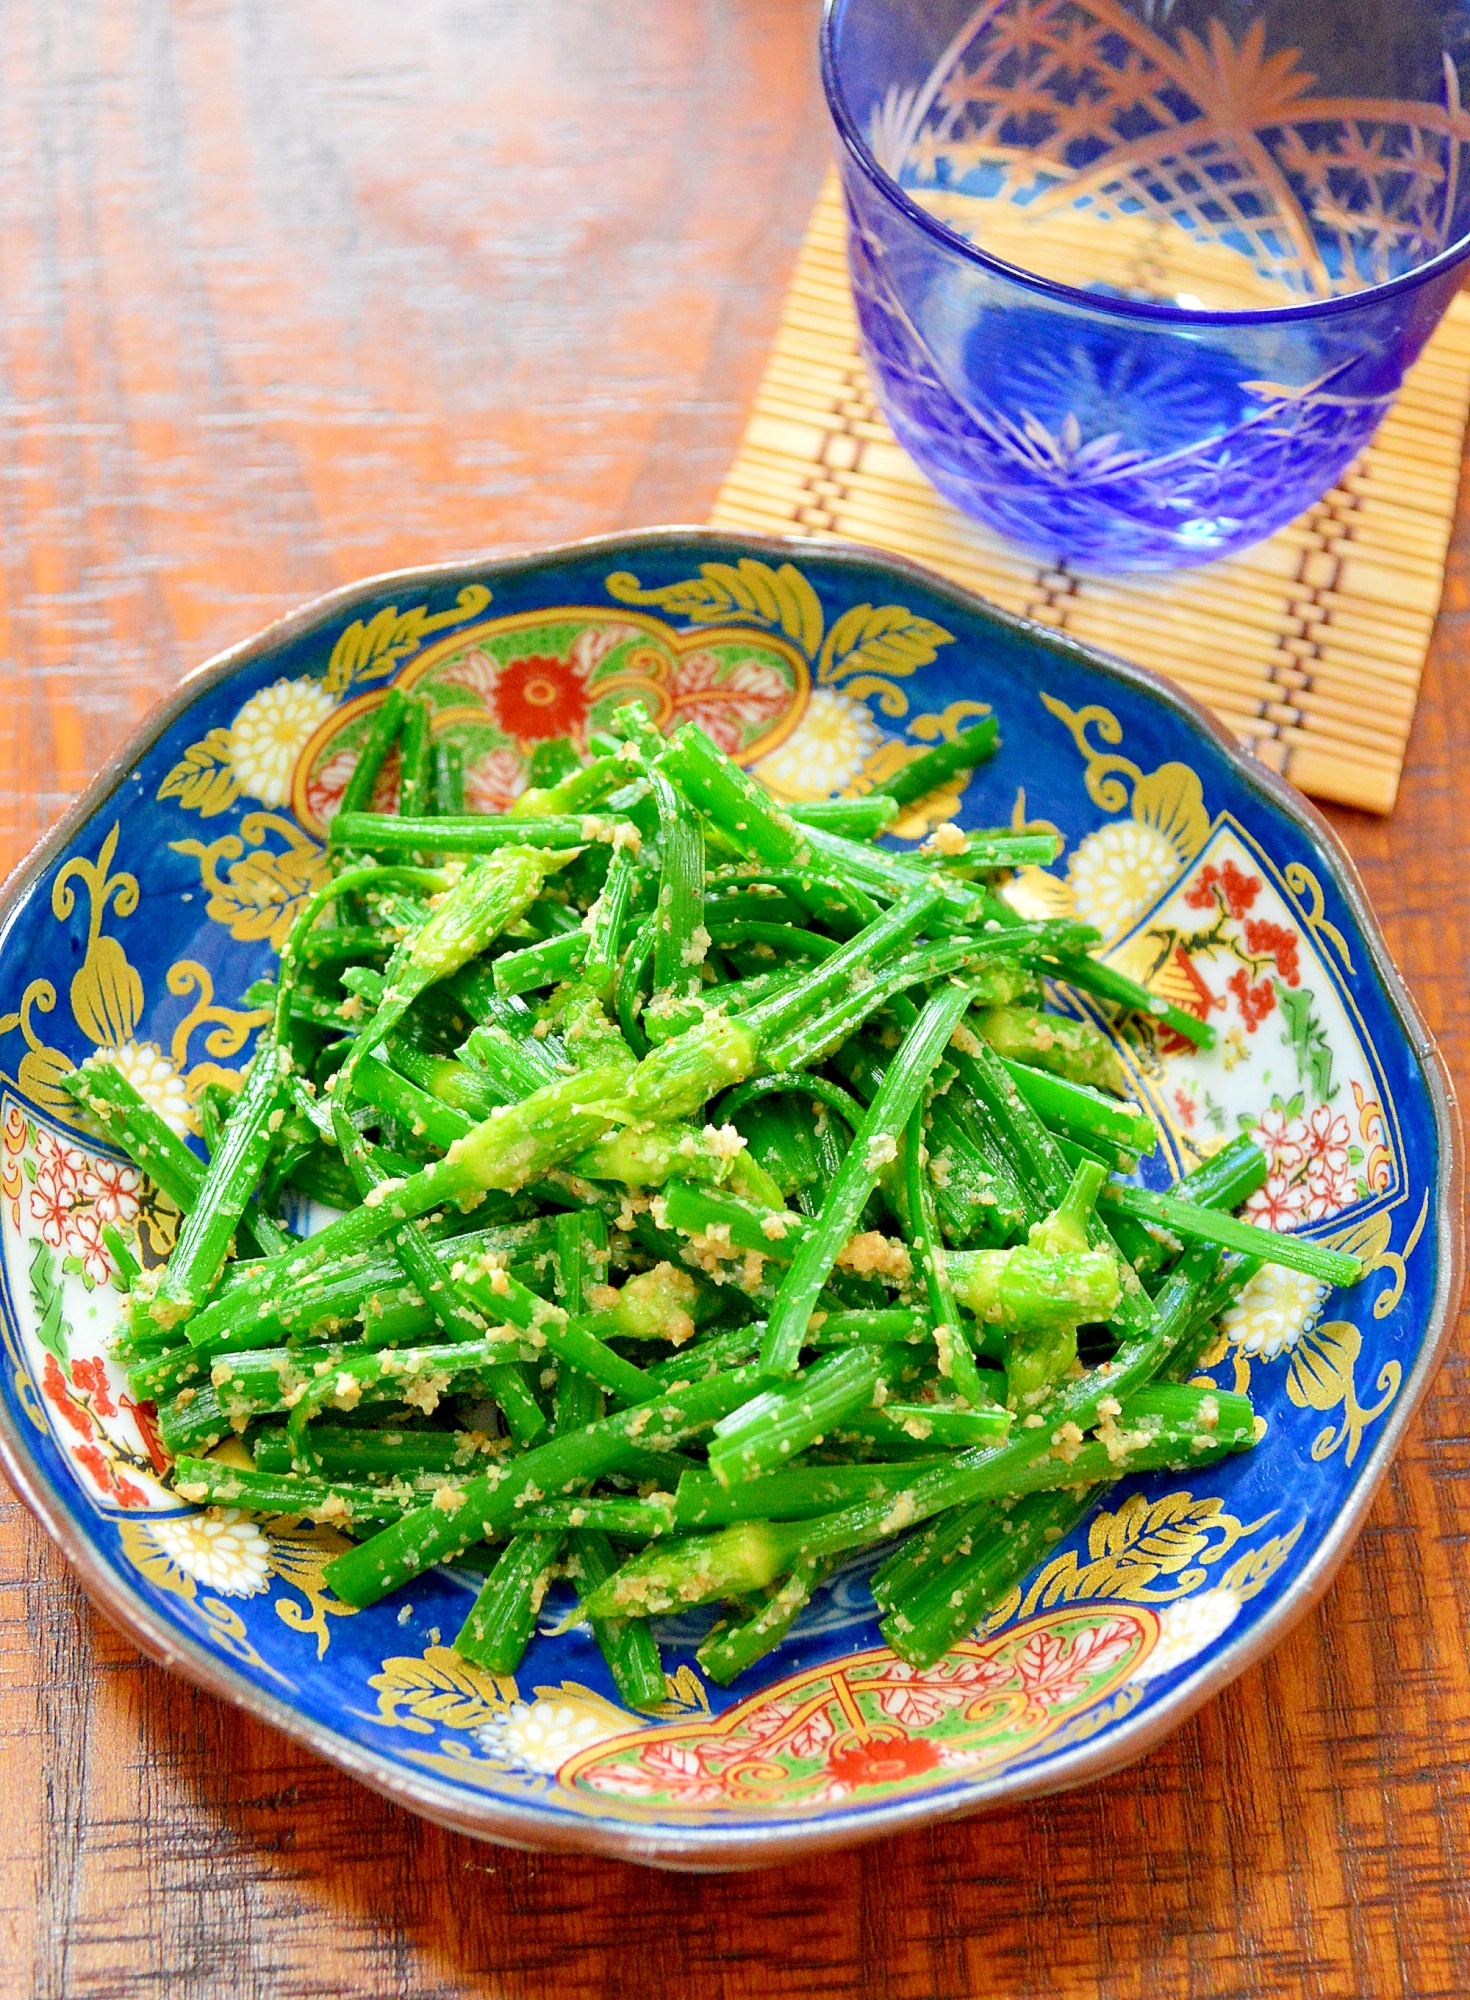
xmin=0 ymin=4 xmax=1466 ymax=1993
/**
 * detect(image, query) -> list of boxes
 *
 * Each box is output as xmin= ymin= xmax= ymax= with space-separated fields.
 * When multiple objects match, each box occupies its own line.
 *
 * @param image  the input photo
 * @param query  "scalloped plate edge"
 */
xmin=0 ymin=525 xmax=1460 ymax=1869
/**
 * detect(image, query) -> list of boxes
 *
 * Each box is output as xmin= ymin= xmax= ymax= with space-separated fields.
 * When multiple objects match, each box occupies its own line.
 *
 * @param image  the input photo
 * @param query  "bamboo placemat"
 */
xmin=710 ymin=174 xmax=1470 ymax=814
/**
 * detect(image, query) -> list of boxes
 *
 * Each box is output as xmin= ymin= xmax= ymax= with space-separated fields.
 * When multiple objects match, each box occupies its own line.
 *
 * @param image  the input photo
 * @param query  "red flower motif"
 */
xmin=1304 ymin=1160 xmax=1357 ymax=1221
xmin=29 ymin=1177 xmax=73 ymax=1248
xmin=1242 ymin=918 xmax=1300 ymax=987
xmin=1245 ymin=1169 xmax=1305 ymax=1231
xmin=1173 ymin=1088 xmax=1197 ymax=1129
xmin=113 ymin=1473 xmax=149 ymax=1508
xmin=65 ymin=1211 xmax=114 ymax=1286
xmin=70 ymin=1354 xmax=117 ymax=1418
xmin=1220 ymin=860 xmax=1261 ymax=920
xmin=71 ymin=1442 xmax=114 ymax=1494
xmin=1226 ymin=966 xmax=1276 ymax=1031
xmin=80 ymin=1157 xmax=141 ymax=1225
xmin=43 ymin=1352 xmax=92 ymax=1438
xmin=1302 ymin=1110 xmax=1354 ymax=1219
xmin=1185 ymin=859 xmax=1260 ymax=919
xmin=1183 ymin=868 xmax=1216 ymax=911
xmin=493 ymin=654 xmax=590 ymax=742
xmin=1303 ymin=1105 xmax=1351 ymax=1173
xmin=35 ymin=1129 xmax=85 ymax=1192
xmin=1252 ymin=1107 xmax=1306 ymax=1174
xmin=827 ymin=1735 xmax=939 ymax=1788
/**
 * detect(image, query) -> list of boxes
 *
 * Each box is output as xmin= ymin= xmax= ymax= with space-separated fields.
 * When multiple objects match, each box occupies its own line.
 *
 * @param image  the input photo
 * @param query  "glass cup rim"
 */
xmin=820 ymin=0 xmax=1470 ymax=328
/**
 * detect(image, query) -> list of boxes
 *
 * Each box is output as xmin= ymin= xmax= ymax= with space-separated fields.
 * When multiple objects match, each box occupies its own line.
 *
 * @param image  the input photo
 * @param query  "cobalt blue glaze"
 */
xmin=0 ymin=531 xmax=1456 ymax=1865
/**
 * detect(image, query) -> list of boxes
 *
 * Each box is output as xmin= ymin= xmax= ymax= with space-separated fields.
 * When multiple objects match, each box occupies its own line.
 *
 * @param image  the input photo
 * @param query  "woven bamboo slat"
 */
xmin=709 ymin=174 xmax=1470 ymax=813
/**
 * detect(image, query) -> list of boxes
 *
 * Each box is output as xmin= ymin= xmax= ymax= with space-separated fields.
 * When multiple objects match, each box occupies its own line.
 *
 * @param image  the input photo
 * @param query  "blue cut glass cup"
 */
xmin=821 ymin=0 xmax=1470 ymax=571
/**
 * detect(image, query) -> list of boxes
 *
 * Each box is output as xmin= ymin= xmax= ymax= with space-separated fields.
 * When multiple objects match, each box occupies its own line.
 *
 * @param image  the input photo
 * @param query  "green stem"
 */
xmin=761 ymin=982 xmax=983 ymax=1377
xmin=718 ymin=1072 xmax=867 ymax=1132
xmin=741 ymin=885 xmax=944 ymax=1049
xmin=582 ymin=1519 xmax=807 ymax=1618
xmin=151 ymin=1037 xmax=290 ymax=1327
xmin=674 ymin=1458 xmax=948 ymax=1528
xmin=773 ymin=1248 xmax=1222 ymax=1568
xmin=1099 ymin=1184 xmax=1362 ymax=1287
xmin=432 ymin=739 xmax=465 ymax=815
xmin=1174 ymin=1134 xmax=1269 ymax=1210
xmin=460 ymin=1022 xmax=569 ymax=1102
xmin=552 ymin=1210 xmax=608 ymax=1435
xmin=455 ymin=1531 xmax=565 ymax=1672
xmin=837 ymin=1402 xmax=1012 ymax=1448
xmin=299 ymin=926 xmax=389 ymax=970
xmin=697 ymin=1555 xmax=829 ymax=1685
xmin=880 ymin=1488 xmax=1095 ymax=1668
xmin=170 ymin=1455 xmax=414 ymax=1525
xmin=874 ymin=718 xmax=998 ymax=808
xmin=352 ymin=1051 xmax=473 ymax=1149
xmin=761 ymin=936 xmax=1039 ymax=1074
xmin=649 ymin=765 xmax=706 ymax=1007
xmin=252 ymin=1427 xmax=500 ymax=1477
xmin=397 ymin=697 xmax=433 ymax=819
xmin=510 ymin=751 xmax=640 ymax=818
xmin=785 ymin=797 xmax=898 ymax=837
xmin=331 ymin=812 xmax=607 ymax=855
xmin=324 ymin=1363 xmax=765 ymax=1608
xmin=337 ymin=688 xmax=407 ymax=818
xmin=62 ymin=1064 xmax=204 ymax=1214
xmin=1047 ymin=952 xmax=1217 ymax=1052
xmin=493 ymin=930 xmax=588 ymax=996
xmin=654 ymin=724 xmax=812 ymax=873
xmin=974 ymin=1003 xmax=1124 ymax=1095
xmin=708 ymin=1347 xmax=888 ymax=1487
xmin=913 ymin=830 xmax=1062 ymax=873
xmin=905 ymin=1100 xmax=990 ymax=1411
xmin=581 ymin=843 xmax=638 ymax=999
xmin=567 ymin=1527 xmax=667 ymax=1707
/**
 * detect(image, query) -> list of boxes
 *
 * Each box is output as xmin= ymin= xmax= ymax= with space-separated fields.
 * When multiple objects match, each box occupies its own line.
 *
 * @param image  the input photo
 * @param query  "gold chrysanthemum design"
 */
xmin=150 ymin=1510 xmax=272 ymax=1597
xmin=1222 ymin=1263 xmax=1330 ymax=1361
xmin=482 ymin=1697 xmax=628 ymax=1775
xmin=228 ymin=678 xmax=336 ymax=808
xmin=87 ymin=1040 xmax=194 ymax=1137
xmin=1066 ymin=818 xmax=1181 ymax=938
xmin=754 ymin=690 xmax=881 ymax=801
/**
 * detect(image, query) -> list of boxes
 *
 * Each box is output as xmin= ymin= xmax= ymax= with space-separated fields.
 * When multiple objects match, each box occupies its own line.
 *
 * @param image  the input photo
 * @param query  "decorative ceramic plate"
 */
xmin=0 ymin=530 xmax=1459 ymax=1868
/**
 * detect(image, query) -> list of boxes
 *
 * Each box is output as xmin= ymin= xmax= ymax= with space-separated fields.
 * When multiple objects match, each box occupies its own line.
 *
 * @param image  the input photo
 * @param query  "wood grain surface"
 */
xmin=0 ymin=4 xmax=1466 ymax=1995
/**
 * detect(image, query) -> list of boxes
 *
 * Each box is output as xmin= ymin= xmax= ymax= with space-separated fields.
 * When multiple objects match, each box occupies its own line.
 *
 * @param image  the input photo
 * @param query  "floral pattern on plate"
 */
xmin=0 ymin=1099 xmax=174 ymax=1513
xmin=0 ymin=533 xmax=1448 ymax=1861
xmin=290 ymin=609 xmax=811 ymax=838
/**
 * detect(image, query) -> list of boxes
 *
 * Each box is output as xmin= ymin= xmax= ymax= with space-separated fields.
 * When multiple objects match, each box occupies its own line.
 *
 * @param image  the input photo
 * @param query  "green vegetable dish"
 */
xmin=67 ymin=702 xmax=1362 ymax=1699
